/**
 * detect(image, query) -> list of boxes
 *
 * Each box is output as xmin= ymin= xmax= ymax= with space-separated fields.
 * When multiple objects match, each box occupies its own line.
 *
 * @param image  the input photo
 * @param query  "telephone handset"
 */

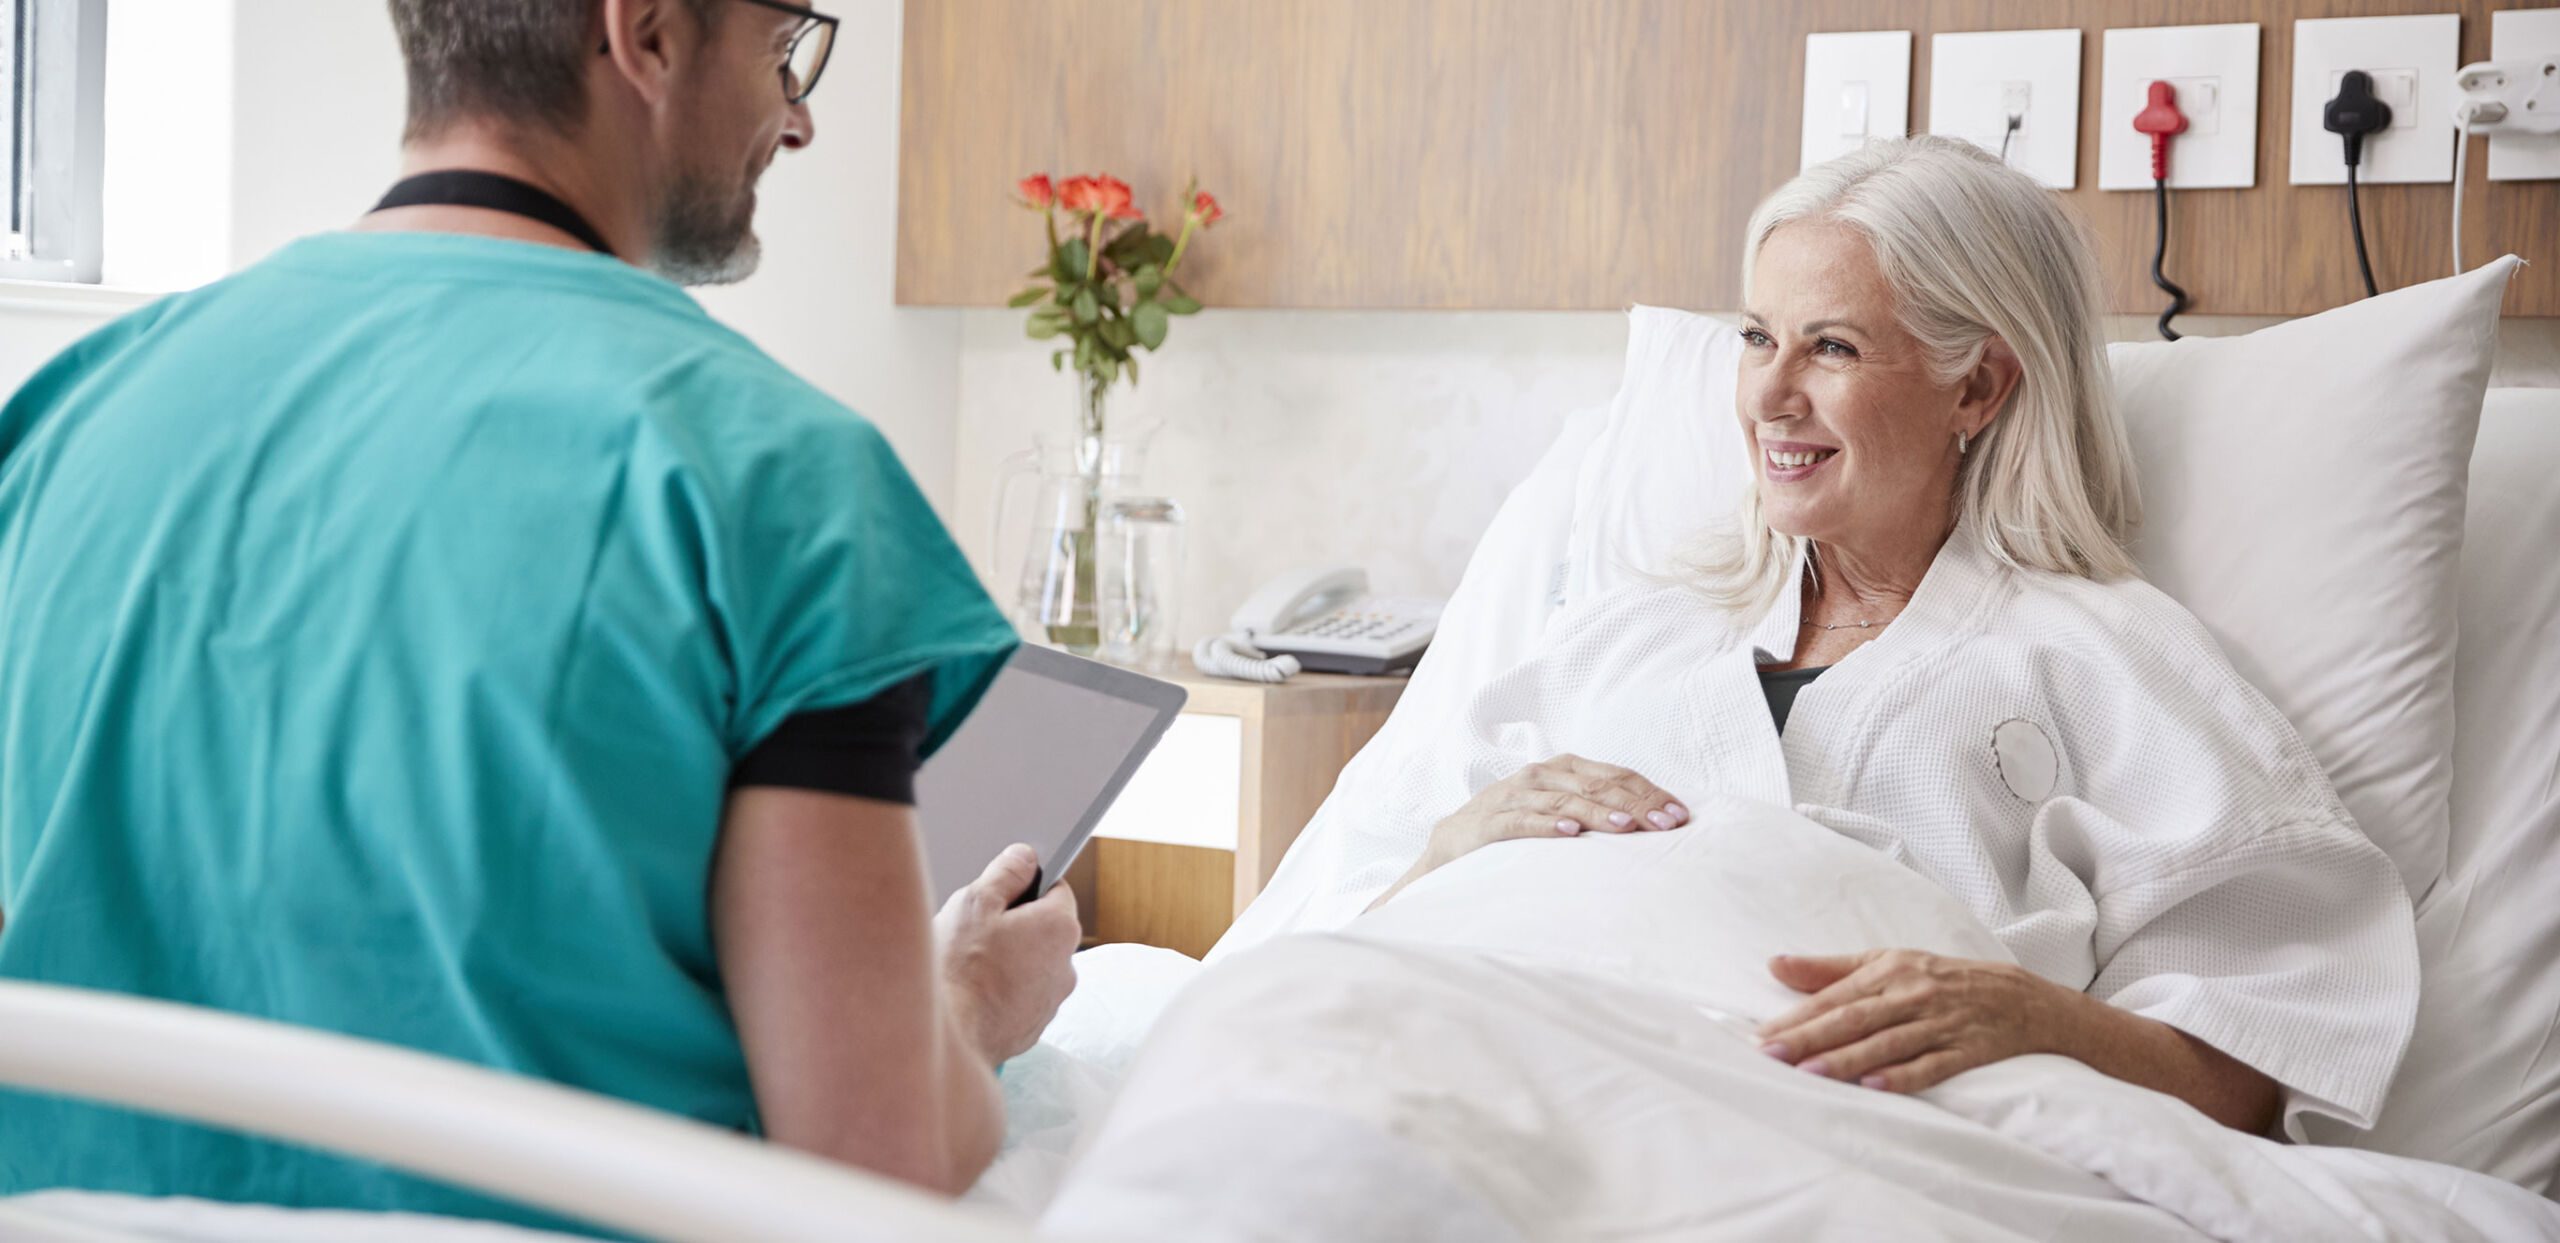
xmin=1194 ymin=565 xmax=1441 ymax=681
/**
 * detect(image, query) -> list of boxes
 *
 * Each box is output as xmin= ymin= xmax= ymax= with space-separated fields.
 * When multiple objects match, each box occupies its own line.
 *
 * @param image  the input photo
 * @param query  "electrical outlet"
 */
xmin=2098 ymin=23 xmax=2260 ymax=190
xmin=1927 ymin=28 xmax=2083 ymax=189
xmin=2488 ymin=7 xmax=2560 ymax=181
xmin=1802 ymin=31 xmax=1912 ymax=171
xmin=2289 ymin=15 xmax=2460 ymax=185
xmin=2166 ymin=75 xmax=2222 ymax=136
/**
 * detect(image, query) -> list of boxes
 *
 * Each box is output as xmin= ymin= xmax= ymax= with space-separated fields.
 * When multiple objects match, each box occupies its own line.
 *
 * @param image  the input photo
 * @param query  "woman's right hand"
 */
xmin=1372 ymin=755 xmax=1691 ymax=911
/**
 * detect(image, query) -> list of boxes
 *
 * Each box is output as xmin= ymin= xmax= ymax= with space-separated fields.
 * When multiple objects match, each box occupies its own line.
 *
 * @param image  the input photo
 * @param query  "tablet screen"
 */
xmin=914 ymin=647 xmax=1185 ymax=906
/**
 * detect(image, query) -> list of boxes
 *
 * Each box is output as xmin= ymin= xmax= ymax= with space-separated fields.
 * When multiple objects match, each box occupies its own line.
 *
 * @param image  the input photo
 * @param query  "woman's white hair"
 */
xmin=1685 ymin=134 xmax=2141 ymax=613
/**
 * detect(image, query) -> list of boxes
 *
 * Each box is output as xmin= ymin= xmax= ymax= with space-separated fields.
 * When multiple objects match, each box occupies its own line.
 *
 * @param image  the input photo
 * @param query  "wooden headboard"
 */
xmin=897 ymin=1 xmax=2559 ymax=315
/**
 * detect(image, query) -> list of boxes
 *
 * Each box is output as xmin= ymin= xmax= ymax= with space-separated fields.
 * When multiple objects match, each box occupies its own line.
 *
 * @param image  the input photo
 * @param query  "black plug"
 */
xmin=2323 ymin=69 xmax=2392 ymax=167
xmin=2323 ymin=70 xmax=2392 ymax=299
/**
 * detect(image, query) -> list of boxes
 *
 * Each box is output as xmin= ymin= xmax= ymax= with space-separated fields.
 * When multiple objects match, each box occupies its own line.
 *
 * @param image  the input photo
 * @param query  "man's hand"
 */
xmin=936 ymin=844 xmax=1079 ymax=1067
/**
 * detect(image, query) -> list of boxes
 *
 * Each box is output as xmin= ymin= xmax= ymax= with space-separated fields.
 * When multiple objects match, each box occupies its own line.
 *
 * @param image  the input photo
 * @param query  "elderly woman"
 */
xmin=1048 ymin=137 xmax=2417 ymax=1238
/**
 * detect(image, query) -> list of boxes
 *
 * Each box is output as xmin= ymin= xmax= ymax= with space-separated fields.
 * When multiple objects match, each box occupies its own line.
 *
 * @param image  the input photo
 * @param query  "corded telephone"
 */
xmin=1193 ymin=566 xmax=1442 ymax=681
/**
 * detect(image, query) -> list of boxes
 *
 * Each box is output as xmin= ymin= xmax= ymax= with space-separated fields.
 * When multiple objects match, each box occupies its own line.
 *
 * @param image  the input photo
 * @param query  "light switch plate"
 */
xmin=1802 ymin=31 xmax=1912 ymax=171
xmin=2289 ymin=14 xmax=2460 ymax=185
xmin=2488 ymin=8 xmax=2560 ymax=181
xmin=2098 ymin=23 xmax=2261 ymax=190
xmin=1928 ymin=28 xmax=2083 ymax=189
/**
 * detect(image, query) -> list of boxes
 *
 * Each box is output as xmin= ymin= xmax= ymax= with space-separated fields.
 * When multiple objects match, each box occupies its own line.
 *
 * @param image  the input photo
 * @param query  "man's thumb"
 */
xmin=975 ymin=843 xmax=1041 ymax=899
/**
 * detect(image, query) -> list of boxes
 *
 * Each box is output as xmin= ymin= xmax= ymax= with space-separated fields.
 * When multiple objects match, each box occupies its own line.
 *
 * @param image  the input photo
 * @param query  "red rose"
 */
xmin=1190 ymin=190 xmax=1224 ymax=226
xmin=1092 ymin=175 xmax=1135 ymax=218
xmin=1015 ymin=173 xmax=1053 ymax=209
xmin=1057 ymin=175 xmax=1102 ymax=213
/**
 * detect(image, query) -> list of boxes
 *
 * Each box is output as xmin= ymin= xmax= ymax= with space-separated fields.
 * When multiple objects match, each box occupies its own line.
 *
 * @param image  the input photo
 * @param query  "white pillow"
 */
xmin=2328 ymin=387 xmax=2560 ymax=1188
xmin=1561 ymin=307 xmax=1749 ymax=607
xmin=2108 ymin=256 xmax=2521 ymax=901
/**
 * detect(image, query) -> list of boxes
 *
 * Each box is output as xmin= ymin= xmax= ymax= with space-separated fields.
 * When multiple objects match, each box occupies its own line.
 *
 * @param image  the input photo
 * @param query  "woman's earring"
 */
xmin=1957 ymin=430 xmax=1971 ymax=456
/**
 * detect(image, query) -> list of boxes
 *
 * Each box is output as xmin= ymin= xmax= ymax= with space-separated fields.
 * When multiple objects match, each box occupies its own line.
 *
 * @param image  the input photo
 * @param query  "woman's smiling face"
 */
xmin=1735 ymin=219 xmax=1986 ymax=553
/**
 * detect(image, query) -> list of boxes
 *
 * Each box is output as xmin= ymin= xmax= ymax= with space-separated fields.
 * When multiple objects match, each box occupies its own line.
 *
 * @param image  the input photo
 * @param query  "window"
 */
xmin=1 ymin=0 xmax=105 ymax=283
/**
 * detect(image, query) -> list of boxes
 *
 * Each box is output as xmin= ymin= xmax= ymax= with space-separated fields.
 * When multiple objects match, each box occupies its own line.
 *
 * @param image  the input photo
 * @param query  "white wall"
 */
xmin=7 ymin=0 xmax=962 ymax=516
xmin=955 ymin=309 xmax=1628 ymax=647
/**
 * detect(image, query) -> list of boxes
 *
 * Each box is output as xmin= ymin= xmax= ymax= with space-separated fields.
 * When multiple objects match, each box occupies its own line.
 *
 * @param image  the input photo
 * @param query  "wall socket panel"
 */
xmin=2098 ymin=23 xmax=2261 ymax=190
xmin=1801 ymin=30 xmax=1912 ymax=171
xmin=2488 ymin=7 xmax=2560 ymax=181
xmin=1928 ymin=28 xmax=2083 ymax=189
xmin=2289 ymin=14 xmax=2459 ymax=185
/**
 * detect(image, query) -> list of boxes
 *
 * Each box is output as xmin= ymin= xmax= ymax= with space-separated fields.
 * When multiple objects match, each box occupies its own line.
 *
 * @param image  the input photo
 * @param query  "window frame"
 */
xmin=1 ymin=0 xmax=106 ymax=284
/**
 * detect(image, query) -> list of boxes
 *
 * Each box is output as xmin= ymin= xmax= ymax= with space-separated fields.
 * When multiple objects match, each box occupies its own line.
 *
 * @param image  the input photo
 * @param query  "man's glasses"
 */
xmin=602 ymin=0 xmax=837 ymax=105
xmin=734 ymin=0 xmax=837 ymax=105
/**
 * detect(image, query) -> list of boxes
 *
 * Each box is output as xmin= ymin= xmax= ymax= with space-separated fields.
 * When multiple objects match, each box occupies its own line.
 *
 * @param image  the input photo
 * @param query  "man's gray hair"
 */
xmin=389 ymin=0 xmax=721 ymax=142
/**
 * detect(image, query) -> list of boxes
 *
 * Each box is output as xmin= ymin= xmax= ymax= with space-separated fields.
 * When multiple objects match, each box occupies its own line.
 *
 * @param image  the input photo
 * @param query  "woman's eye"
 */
xmin=1740 ymin=328 xmax=1772 ymax=348
xmin=1816 ymin=337 xmax=1858 ymax=359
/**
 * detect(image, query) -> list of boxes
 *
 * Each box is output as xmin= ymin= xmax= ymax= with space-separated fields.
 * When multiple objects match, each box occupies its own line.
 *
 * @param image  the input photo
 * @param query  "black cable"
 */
xmin=2345 ymin=162 xmax=2379 ymax=299
xmin=1998 ymin=113 xmax=2021 ymax=163
xmin=2149 ymin=178 xmax=2187 ymax=342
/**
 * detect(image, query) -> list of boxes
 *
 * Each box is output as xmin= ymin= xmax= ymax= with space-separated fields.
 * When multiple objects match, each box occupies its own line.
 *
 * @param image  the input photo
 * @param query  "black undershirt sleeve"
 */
xmin=730 ymin=672 xmax=935 ymax=804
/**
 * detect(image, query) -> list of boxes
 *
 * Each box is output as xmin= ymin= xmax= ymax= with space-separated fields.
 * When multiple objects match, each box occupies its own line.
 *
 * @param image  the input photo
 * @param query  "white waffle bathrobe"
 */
xmin=1221 ymin=520 xmax=2419 ymax=1137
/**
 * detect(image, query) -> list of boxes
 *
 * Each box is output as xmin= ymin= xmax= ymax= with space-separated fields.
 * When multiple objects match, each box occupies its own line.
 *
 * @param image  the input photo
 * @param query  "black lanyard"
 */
xmin=372 ymin=170 xmax=616 ymax=258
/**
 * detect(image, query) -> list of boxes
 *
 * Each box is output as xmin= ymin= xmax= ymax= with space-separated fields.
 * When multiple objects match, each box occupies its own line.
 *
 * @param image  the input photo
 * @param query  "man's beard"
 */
xmin=651 ymin=166 xmax=760 ymax=287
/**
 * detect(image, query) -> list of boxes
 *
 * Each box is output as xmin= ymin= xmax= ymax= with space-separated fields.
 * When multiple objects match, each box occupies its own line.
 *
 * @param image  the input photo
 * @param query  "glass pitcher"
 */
xmin=990 ymin=421 xmax=1158 ymax=656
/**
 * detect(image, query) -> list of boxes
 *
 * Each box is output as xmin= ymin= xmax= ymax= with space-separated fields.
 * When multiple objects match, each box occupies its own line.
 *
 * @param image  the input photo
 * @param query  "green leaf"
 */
xmin=1074 ymin=333 xmax=1096 ymax=371
xmin=1161 ymin=291 xmax=1201 ymax=316
xmin=1099 ymin=317 xmax=1136 ymax=350
xmin=1026 ymin=263 xmax=1051 ymax=279
xmin=1132 ymin=300 xmax=1170 ymax=350
xmin=1051 ymin=349 xmax=1067 ymax=372
xmin=1143 ymin=235 xmax=1176 ymax=266
xmin=1072 ymin=287 xmax=1099 ymax=324
xmin=1123 ymin=355 xmax=1140 ymax=386
xmin=1103 ymin=223 xmax=1152 ymax=266
xmin=1056 ymin=239 xmax=1090 ymax=281
xmin=1007 ymin=286 xmax=1050 ymax=309
xmin=1025 ymin=308 xmax=1067 ymax=339
xmin=1134 ymin=265 xmax=1162 ymax=298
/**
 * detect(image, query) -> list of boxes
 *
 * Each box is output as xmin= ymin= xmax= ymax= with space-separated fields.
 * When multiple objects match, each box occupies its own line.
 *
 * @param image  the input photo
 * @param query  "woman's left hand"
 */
xmin=1754 ymin=949 xmax=2085 ymax=1093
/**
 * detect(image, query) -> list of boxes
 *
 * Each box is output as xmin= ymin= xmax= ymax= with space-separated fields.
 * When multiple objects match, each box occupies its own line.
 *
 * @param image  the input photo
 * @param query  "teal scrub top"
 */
xmin=0 ymin=231 xmax=1018 ymax=1230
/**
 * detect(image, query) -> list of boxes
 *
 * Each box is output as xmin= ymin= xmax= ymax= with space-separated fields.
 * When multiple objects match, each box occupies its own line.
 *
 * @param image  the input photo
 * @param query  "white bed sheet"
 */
xmin=1043 ymin=798 xmax=2560 ymax=1242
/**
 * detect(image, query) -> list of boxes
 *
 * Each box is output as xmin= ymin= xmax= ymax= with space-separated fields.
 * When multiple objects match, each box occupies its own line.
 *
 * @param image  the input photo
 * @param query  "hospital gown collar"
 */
xmin=1748 ymin=515 xmax=2002 ymax=667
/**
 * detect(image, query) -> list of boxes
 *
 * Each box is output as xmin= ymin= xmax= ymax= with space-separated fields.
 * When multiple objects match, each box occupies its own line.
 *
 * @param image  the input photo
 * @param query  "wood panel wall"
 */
xmin=898 ymin=1 xmax=2560 ymax=315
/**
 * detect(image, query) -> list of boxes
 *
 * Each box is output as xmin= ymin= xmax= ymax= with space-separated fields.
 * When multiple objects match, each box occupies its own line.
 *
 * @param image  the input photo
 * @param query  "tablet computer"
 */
xmin=915 ymin=644 xmax=1188 ymax=908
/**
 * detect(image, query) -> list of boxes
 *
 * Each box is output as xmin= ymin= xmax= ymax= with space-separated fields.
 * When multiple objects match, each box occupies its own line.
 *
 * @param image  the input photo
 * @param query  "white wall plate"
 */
xmin=2289 ymin=14 xmax=2461 ymax=185
xmin=2488 ymin=8 xmax=2560 ymax=181
xmin=1929 ymin=28 xmax=2082 ymax=189
xmin=1801 ymin=30 xmax=1912 ymax=171
xmin=2098 ymin=23 xmax=2261 ymax=190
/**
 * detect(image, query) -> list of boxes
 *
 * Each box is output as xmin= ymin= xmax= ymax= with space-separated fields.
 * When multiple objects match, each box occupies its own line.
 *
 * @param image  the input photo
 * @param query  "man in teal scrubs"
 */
xmin=0 ymin=0 xmax=1078 ymax=1228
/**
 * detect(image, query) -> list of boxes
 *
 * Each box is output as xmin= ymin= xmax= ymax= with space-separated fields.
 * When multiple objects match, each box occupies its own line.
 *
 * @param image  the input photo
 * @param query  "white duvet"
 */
xmin=1035 ymin=797 xmax=2559 ymax=1242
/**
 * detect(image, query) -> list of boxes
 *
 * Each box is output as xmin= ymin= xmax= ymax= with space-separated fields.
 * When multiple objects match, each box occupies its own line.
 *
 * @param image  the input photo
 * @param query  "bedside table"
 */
xmin=1062 ymin=663 xmax=1406 ymax=959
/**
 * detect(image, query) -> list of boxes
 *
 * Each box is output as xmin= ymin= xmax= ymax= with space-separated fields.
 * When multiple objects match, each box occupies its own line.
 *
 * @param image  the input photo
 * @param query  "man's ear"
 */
xmin=1959 ymin=336 xmax=2025 ymax=440
xmin=597 ymin=0 xmax=692 ymax=109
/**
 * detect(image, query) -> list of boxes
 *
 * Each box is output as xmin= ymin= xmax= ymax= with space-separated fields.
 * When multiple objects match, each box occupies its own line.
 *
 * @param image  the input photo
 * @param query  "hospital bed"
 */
xmin=5 ymin=278 xmax=2559 ymax=1240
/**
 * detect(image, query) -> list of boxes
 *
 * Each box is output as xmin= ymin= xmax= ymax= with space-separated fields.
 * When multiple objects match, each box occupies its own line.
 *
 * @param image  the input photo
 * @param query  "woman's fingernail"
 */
xmin=1861 ymin=1075 xmax=1888 ymax=1090
xmin=1608 ymin=811 xmax=1634 ymax=828
xmin=1758 ymin=1042 xmax=1791 ymax=1060
xmin=1666 ymin=802 xmax=1689 ymax=823
xmin=1556 ymin=819 xmax=1583 ymax=835
xmin=1798 ymin=1059 xmax=1831 ymax=1078
xmin=1646 ymin=810 xmax=1674 ymax=829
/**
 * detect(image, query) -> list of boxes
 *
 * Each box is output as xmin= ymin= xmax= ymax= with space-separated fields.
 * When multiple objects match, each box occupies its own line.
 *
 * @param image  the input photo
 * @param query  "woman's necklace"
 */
xmin=1799 ymin=617 xmax=1886 ymax=631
